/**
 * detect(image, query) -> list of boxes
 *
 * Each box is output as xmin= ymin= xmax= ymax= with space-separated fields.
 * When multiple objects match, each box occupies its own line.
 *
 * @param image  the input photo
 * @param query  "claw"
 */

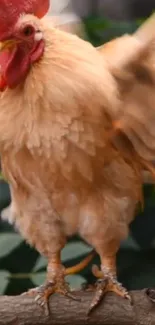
xmin=146 ymin=288 xmax=155 ymax=302
xmin=22 ymin=280 xmax=80 ymax=316
xmin=63 ymin=290 xmax=80 ymax=301
xmin=88 ymin=264 xmax=132 ymax=315
xmin=88 ymin=278 xmax=107 ymax=315
xmin=34 ymin=294 xmax=41 ymax=302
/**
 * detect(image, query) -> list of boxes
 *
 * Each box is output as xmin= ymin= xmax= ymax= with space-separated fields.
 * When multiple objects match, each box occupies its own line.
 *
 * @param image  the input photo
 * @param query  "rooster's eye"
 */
xmin=22 ymin=25 xmax=34 ymax=37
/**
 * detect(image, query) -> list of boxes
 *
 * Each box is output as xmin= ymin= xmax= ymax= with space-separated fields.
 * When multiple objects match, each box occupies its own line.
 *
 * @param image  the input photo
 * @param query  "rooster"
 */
xmin=0 ymin=0 xmax=155 ymax=315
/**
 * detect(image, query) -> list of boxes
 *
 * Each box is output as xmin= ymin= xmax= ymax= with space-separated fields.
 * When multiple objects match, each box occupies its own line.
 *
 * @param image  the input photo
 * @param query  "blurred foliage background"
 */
xmin=1 ymin=5 xmax=155 ymax=296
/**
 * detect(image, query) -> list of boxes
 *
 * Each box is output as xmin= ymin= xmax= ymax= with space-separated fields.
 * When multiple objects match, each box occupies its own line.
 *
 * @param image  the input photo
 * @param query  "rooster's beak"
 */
xmin=0 ymin=39 xmax=19 ymax=52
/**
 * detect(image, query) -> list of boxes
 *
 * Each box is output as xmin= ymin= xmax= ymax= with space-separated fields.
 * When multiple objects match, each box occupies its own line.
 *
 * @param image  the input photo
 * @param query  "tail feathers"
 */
xmin=65 ymin=249 xmax=95 ymax=275
xmin=98 ymin=14 xmax=155 ymax=176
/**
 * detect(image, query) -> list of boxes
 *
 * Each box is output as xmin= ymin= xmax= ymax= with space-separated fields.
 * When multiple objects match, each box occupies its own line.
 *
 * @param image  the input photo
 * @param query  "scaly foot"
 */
xmin=88 ymin=265 xmax=131 ymax=314
xmin=22 ymin=251 xmax=95 ymax=316
xmin=22 ymin=279 xmax=79 ymax=316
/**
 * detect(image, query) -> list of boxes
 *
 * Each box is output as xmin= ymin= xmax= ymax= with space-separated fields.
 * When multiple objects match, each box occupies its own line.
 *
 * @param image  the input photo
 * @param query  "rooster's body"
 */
xmin=0 ymin=0 xmax=155 ymax=314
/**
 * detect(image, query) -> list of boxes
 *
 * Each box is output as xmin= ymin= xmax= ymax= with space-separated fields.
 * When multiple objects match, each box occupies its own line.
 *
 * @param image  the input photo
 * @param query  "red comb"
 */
xmin=0 ymin=0 xmax=50 ymax=40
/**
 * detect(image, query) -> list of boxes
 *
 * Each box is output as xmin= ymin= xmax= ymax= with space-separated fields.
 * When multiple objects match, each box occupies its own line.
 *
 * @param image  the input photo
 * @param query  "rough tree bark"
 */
xmin=0 ymin=289 xmax=155 ymax=325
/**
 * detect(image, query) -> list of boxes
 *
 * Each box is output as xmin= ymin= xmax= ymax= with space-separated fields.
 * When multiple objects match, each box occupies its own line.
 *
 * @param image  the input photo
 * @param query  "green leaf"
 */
xmin=61 ymin=241 xmax=92 ymax=263
xmin=31 ymin=272 xmax=46 ymax=286
xmin=0 ymin=271 xmax=10 ymax=294
xmin=33 ymin=241 xmax=92 ymax=271
xmin=125 ymin=254 xmax=155 ymax=290
xmin=66 ymin=274 xmax=86 ymax=289
xmin=0 ymin=181 xmax=10 ymax=210
xmin=33 ymin=240 xmax=92 ymax=272
xmin=0 ymin=173 xmax=4 ymax=180
xmin=0 ymin=233 xmax=22 ymax=258
xmin=33 ymin=256 xmax=47 ymax=272
xmin=120 ymin=235 xmax=140 ymax=251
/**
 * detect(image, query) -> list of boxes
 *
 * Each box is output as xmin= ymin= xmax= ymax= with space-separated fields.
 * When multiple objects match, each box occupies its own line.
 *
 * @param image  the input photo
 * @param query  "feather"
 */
xmin=98 ymin=13 xmax=155 ymax=176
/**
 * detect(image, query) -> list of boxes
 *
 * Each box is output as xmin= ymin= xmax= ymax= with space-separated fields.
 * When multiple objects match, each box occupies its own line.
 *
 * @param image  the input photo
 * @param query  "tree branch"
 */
xmin=0 ymin=289 xmax=155 ymax=325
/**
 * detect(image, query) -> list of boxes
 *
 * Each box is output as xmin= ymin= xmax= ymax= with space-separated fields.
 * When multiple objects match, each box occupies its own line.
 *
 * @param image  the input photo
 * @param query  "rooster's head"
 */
xmin=0 ymin=0 xmax=50 ymax=90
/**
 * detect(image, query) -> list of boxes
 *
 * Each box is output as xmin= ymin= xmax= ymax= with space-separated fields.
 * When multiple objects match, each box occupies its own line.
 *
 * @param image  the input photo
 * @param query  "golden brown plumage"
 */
xmin=0 ymin=1 xmax=155 ymax=314
xmin=98 ymin=18 xmax=155 ymax=175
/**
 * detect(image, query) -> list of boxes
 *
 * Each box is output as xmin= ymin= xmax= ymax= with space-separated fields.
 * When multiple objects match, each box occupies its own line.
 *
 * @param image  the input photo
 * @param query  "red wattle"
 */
xmin=0 ymin=75 xmax=7 ymax=91
xmin=0 ymin=50 xmax=11 ymax=90
xmin=0 ymin=40 xmax=44 ymax=89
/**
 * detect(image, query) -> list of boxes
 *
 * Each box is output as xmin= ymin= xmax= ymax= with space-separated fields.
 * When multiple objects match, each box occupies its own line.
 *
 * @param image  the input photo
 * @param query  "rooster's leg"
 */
xmin=88 ymin=252 xmax=131 ymax=314
xmin=23 ymin=251 xmax=95 ymax=315
xmin=23 ymin=252 xmax=80 ymax=316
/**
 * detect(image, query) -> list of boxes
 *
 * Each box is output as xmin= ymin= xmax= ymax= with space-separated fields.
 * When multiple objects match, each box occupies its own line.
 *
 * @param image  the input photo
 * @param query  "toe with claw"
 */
xmin=22 ymin=276 xmax=80 ymax=316
xmin=88 ymin=264 xmax=132 ymax=315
